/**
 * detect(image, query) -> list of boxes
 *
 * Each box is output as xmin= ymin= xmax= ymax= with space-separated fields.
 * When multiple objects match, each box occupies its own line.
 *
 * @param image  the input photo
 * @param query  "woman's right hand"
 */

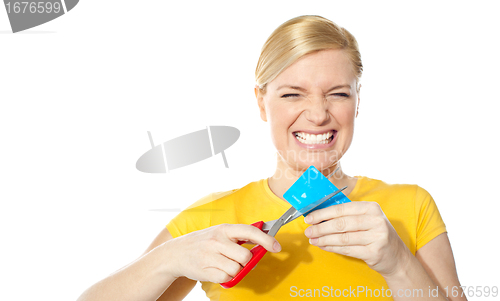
xmin=162 ymin=223 xmax=282 ymax=283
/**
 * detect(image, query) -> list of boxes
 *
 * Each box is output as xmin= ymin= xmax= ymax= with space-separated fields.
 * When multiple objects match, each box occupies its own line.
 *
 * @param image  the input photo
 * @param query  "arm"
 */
xmin=146 ymin=229 xmax=197 ymax=301
xmin=77 ymin=224 xmax=281 ymax=301
xmin=415 ymin=233 xmax=467 ymax=301
xmin=77 ymin=228 xmax=194 ymax=301
xmin=383 ymin=233 xmax=466 ymax=300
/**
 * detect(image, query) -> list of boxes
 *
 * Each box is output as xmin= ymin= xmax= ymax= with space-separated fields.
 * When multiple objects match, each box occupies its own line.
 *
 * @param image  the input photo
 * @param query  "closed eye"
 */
xmin=281 ymin=93 xmax=301 ymax=98
xmin=331 ymin=93 xmax=350 ymax=97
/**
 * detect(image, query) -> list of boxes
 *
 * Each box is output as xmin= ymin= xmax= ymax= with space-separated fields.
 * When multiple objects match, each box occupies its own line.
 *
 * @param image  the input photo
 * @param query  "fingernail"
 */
xmin=309 ymin=238 xmax=318 ymax=245
xmin=304 ymin=227 xmax=311 ymax=237
xmin=273 ymin=241 xmax=281 ymax=252
xmin=305 ymin=215 xmax=312 ymax=224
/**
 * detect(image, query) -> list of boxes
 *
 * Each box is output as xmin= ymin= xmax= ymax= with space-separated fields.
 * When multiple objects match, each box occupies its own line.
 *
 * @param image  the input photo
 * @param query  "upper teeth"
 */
xmin=295 ymin=131 xmax=334 ymax=144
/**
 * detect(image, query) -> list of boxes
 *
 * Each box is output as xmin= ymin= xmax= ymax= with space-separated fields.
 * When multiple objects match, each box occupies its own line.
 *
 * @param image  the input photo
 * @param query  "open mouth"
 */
xmin=293 ymin=130 xmax=336 ymax=145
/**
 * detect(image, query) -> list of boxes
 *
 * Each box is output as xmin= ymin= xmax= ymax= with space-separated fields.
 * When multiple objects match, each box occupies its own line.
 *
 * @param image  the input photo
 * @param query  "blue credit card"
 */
xmin=283 ymin=166 xmax=351 ymax=216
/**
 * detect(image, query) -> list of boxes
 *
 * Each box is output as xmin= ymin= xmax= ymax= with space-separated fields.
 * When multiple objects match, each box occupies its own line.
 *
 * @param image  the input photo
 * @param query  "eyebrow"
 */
xmin=276 ymin=84 xmax=351 ymax=93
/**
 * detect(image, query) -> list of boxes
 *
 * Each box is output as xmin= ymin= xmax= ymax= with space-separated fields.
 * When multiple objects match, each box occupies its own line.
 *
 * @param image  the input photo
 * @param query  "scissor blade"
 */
xmin=262 ymin=186 xmax=347 ymax=234
xmin=267 ymin=206 xmax=297 ymax=237
xmin=285 ymin=186 xmax=348 ymax=224
xmin=261 ymin=219 xmax=277 ymax=232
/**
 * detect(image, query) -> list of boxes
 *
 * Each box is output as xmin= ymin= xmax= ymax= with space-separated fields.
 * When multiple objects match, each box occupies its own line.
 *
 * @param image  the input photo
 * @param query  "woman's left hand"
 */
xmin=304 ymin=201 xmax=410 ymax=277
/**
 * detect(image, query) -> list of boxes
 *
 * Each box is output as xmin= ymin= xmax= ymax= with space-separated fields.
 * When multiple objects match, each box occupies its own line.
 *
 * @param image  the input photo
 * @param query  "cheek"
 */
xmin=334 ymin=103 xmax=357 ymax=126
xmin=266 ymin=103 xmax=301 ymax=148
xmin=267 ymin=102 xmax=298 ymax=130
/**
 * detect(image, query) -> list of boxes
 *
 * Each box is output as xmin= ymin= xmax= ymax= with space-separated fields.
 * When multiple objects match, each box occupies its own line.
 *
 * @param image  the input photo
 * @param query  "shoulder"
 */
xmin=354 ymin=176 xmax=425 ymax=201
xmin=353 ymin=176 xmax=437 ymax=217
xmin=186 ymin=179 xmax=266 ymax=210
xmin=166 ymin=179 xmax=266 ymax=237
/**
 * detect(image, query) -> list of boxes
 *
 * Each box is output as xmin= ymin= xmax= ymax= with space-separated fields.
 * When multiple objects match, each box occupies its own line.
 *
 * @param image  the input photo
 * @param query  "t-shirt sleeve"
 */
xmin=166 ymin=193 xmax=215 ymax=238
xmin=415 ymin=186 xmax=447 ymax=250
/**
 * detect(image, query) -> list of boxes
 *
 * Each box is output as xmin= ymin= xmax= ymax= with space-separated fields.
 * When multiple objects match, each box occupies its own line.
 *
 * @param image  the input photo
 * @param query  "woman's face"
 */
xmin=256 ymin=49 xmax=360 ymax=173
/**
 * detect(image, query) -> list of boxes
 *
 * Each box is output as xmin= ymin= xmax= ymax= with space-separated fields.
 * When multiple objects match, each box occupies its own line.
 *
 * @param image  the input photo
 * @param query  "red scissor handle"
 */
xmin=219 ymin=221 xmax=268 ymax=288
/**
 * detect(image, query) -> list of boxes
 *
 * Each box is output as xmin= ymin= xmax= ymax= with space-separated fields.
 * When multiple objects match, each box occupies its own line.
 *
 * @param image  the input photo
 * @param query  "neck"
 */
xmin=267 ymin=154 xmax=357 ymax=202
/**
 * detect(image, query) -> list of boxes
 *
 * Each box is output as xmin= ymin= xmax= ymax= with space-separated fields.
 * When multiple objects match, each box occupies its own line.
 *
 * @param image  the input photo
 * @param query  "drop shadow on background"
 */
xmin=0 ymin=30 xmax=56 ymax=34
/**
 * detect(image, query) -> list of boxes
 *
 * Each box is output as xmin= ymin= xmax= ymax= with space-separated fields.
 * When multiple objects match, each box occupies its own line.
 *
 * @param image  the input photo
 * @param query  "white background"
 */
xmin=1 ymin=1 xmax=499 ymax=300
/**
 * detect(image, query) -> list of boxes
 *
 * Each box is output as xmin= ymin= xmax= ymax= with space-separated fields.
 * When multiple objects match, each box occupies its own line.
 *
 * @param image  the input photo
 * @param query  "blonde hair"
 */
xmin=255 ymin=15 xmax=363 ymax=93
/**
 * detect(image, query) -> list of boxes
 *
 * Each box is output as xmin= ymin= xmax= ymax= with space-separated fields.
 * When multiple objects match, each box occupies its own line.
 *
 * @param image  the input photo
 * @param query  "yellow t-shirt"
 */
xmin=166 ymin=176 xmax=447 ymax=300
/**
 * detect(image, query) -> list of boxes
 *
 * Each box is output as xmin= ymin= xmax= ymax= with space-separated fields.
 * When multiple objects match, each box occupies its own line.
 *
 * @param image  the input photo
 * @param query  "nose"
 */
xmin=304 ymin=95 xmax=330 ymax=126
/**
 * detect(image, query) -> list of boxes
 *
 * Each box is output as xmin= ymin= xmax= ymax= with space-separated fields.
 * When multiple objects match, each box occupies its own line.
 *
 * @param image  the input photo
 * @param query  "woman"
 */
xmin=78 ymin=15 xmax=465 ymax=301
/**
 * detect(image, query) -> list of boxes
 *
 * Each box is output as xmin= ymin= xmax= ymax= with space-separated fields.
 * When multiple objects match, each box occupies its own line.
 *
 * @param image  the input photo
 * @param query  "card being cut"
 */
xmin=283 ymin=166 xmax=351 ymax=216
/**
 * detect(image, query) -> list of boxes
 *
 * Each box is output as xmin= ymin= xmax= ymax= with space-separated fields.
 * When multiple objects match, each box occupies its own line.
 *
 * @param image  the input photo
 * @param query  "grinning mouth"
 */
xmin=293 ymin=130 xmax=336 ymax=145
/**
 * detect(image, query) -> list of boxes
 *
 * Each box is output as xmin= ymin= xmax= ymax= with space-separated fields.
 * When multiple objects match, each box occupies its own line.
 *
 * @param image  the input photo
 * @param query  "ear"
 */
xmin=255 ymin=85 xmax=267 ymax=122
xmin=355 ymin=83 xmax=361 ymax=118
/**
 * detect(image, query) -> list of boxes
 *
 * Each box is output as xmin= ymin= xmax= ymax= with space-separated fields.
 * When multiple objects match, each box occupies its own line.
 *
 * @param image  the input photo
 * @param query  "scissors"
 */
xmin=220 ymin=185 xmax=348 ymax=288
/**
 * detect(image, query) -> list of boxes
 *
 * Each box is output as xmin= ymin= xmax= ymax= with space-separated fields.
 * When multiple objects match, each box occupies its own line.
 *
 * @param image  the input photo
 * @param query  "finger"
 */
xmin=305 ymin=215 xmax=374 ymax=238
xmin=304 ymin=201 xmax=380 ymax=225
xmin=201 ymin=267 xmax=234 ymax=284
xmin=318 ymin=245 xmax=368 ymax=261
xmin=222 ymin=224 xmax=281 ymax=253
xmin=218 ymin=242 xmax=253 ymax=267
xmin=309 ymin=230 xmax=374 ymax=247
xmin=207 ymin=253 xmax=243 ymax=279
